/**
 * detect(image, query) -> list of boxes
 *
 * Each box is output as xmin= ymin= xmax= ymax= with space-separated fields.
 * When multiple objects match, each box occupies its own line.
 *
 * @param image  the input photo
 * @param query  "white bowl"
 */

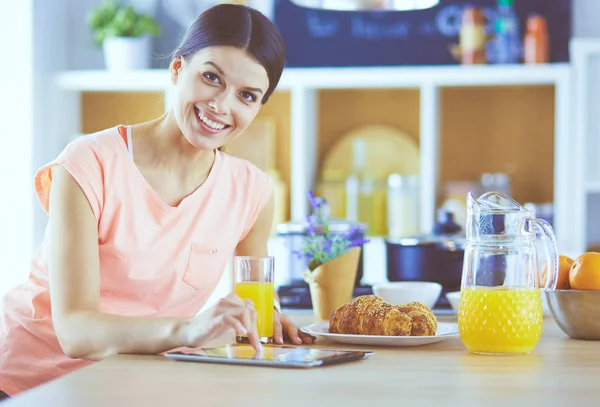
xmin=372 ymin=281 xmax=443 ymax=309
xmin=445 ymin=290 xmax=552 ymax=317
xmin=446 ymin=291 xmax=461 ymax=314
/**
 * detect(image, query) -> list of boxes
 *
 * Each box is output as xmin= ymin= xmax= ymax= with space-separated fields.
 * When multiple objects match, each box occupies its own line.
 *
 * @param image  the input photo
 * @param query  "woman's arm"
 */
xmin=234 ymin=192 xmax=274 ymax=257
xmin=48 ymin=166 xmax=260 ymax=360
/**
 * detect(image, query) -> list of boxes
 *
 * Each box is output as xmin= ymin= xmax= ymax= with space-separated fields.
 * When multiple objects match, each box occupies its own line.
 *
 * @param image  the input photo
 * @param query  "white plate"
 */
xmin=301 ymin=321 xmax=459 ymax=347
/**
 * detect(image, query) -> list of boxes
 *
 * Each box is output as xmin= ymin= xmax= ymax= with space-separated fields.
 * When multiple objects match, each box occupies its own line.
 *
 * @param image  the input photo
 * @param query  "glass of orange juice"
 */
xmin=234 ymin=256 xmax=275 ymax=344
xmin=458 ymin=191 xmax=558 ymax=356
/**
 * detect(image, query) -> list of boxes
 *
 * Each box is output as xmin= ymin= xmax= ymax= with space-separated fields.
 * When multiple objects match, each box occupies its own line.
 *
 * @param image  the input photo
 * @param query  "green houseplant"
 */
xmin=86 ymin=0 xmax=162 ymax=70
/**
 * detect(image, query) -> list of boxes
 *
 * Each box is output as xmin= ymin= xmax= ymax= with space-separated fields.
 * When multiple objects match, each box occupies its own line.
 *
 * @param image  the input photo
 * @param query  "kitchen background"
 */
xmin=0 ymin=0 xmax=599 ymax=311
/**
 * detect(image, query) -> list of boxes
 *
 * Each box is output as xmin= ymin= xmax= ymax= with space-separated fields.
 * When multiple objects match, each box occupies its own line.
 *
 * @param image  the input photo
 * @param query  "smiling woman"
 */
xmin=0 ymin=3 xmax=313 ymax=400
xmin=167 ymin=4 xmax=285 ymax=153
xmin=169 ymin=47 xmax=270 ymax=152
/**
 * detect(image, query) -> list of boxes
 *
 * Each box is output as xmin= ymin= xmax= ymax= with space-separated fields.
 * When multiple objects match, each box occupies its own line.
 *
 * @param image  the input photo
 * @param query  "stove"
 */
xmin=277 ymin=283 xmax=374 ymax=309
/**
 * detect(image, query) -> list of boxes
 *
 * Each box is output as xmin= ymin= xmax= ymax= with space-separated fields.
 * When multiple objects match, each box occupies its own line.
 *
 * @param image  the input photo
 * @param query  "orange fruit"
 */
xmin=540 ymin=255 xmax=573 ymax=289
xmin=557 ymin=255 xmax=574 ymax=289
xmin=569 ymin=252 xmax=600 ymax=290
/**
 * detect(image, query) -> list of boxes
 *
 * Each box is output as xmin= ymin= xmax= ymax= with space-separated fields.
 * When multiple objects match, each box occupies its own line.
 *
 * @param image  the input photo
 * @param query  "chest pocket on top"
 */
xmin=183 ymin=243 xmax=232 ymax=291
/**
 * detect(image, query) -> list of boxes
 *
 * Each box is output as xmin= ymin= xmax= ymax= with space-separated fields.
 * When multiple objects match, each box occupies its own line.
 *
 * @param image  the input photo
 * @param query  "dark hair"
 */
xmin=172 ymin=3 xmax=286 ymax=104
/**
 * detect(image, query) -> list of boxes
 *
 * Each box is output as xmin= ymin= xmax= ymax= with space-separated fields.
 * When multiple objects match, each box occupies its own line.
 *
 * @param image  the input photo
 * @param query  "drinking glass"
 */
xmin=234 ymin=256 xmax=275 ymax=344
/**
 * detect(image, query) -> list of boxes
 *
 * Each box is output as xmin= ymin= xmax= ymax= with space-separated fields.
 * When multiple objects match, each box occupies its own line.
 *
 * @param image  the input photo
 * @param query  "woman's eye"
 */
xmin=240 ymin=91 xmax=257 ymax=102
xmin=203 ymin=72 xmax=221 ymax=84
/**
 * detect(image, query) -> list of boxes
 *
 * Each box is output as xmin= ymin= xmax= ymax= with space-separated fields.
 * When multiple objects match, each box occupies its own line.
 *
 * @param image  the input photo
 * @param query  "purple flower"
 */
xmin=305 ymin=214 xmax=316 ymax=235
xmin=348 ymin=237 xmax=368 ymax=248
xmin=299 ymin=190 xmax=370 ymax=271
xmin=308 ymin=190 xmax=319 ymax=211
xmin=344 ymin=224 xmax=361 ymax=240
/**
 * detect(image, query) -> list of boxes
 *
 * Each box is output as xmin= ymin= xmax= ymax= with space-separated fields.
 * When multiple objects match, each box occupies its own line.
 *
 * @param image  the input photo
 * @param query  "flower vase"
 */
xmin=302 ymin=247 xmax=361 ymax=321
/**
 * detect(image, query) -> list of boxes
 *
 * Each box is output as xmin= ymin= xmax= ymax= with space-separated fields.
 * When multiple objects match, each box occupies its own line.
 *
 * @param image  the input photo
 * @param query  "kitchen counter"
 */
xmin=4 ymin=315 xmax=600 ymax=407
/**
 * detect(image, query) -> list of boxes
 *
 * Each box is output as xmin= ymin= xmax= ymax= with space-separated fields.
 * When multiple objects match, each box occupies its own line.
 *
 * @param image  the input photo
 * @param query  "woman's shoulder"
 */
xmin=62 ymin=126 xmax=122 ymax=156
xmin=218 ymin=152 xmax=273 ymax=187
xmin=34 ymin=126 xmax=123 ymax=216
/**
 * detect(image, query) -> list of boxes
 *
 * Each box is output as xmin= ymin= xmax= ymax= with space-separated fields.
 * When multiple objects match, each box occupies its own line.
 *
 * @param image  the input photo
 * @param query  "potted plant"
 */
xmin=295 ymin=191 xmax=369 ymax=321
xmin=86 ymin=0 xmax=162 ymax=71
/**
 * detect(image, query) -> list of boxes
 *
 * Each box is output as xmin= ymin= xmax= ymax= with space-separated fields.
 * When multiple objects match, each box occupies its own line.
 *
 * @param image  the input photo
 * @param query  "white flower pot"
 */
xmin=102 ymin=36 xmax=152 ymax=71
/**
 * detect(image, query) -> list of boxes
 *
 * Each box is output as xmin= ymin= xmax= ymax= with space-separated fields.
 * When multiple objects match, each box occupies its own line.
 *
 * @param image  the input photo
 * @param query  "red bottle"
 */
xmin=524 ymin=15 xmax=549 ymax=64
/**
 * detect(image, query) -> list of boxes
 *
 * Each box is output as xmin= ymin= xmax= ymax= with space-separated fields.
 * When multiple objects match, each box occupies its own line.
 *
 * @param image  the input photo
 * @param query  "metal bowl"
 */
xmin=544 ymin=290 xmax=600 ymax=340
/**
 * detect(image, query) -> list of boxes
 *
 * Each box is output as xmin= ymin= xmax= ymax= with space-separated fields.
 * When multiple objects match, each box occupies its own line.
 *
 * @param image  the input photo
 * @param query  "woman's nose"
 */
xmin=208 ymin=93 xmax=230 ymax=115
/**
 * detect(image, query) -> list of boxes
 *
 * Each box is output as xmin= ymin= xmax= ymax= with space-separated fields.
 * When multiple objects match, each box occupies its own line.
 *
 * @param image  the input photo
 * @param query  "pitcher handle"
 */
xmin=527 ymin=218 xmax=559 ymax=291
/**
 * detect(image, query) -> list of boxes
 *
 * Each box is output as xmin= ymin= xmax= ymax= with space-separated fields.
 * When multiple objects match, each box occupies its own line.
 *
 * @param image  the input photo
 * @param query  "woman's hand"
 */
xmin=177 ymin=293 xmax=263 ymax=352
xmin=273 ymin=311 xmax=316 ymax=345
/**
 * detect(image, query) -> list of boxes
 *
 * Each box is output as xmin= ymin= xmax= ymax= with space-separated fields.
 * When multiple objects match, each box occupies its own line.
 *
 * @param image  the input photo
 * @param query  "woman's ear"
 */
xmin=170 ymin=57 xmax=183 ymax=85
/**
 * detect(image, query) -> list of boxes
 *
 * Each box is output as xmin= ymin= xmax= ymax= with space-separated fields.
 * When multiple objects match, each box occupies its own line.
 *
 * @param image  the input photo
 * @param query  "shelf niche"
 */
xmin=81 ymin=92 xmax=165 ymax=134
xmin=317 ymin=88 xmax=421 ymax=167
xmin=316 ymin=86 xmax=555 ymax=207
xmin=440 ymin=85 xmax=555 ymax=206
xmin=313 ymin=85 xmax=555 ymax=234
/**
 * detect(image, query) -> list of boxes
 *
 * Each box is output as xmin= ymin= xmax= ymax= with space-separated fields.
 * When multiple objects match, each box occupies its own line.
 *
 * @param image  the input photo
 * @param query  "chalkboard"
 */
xmin=273 ymin=0 xmax=571 ymax=67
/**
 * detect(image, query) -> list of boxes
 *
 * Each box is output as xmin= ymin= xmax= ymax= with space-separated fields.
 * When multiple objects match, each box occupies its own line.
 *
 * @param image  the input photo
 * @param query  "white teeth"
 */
xmin=198 ymin=111 xmax=225 ymax=130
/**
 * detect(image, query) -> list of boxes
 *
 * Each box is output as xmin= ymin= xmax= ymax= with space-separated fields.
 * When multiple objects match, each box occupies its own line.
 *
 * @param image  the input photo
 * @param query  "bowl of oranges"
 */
xmin=543 ymin=252 xmax=600 ymax=340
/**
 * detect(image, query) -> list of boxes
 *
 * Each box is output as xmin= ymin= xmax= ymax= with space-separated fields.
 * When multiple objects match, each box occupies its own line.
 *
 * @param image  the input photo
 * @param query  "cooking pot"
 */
xmin=385 ymin=209 xmax=465 ymax=309
xmin=385 ymin=236 xmax=465 ymax=309
xmin=385 ymin=210 xmax=466 ymax=309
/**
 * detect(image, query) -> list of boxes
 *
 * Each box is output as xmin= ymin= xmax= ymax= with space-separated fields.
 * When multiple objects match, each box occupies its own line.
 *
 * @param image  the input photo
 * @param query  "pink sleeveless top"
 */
xmin=0 ymin=126 xmax=273 ymax=396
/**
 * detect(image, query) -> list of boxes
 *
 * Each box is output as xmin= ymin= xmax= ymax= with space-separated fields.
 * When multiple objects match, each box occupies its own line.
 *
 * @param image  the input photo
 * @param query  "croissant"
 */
xmin=329 ymin=295 xmax=437 ymax=337
xmin=397 ymin=301 xmax=438 ymax=336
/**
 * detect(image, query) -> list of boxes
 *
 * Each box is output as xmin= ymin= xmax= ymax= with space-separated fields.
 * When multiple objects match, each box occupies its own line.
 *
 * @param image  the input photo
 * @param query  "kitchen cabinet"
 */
xmin=572 ymin=38 xmax=600 ymax=253
xmin=53 ymin=60 xmax=575 ymax=265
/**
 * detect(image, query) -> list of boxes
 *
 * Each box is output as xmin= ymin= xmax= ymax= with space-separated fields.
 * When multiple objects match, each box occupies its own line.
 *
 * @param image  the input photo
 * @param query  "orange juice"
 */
xmin=458 ymin=286 xmax=543 ymax=355
xmin=234 ymin=282 xmax=274 ymax=339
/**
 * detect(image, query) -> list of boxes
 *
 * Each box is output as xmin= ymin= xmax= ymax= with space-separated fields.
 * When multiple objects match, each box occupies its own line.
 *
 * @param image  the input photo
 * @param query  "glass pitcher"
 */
xmin=457 ymin=191 xmax=558 ymax=355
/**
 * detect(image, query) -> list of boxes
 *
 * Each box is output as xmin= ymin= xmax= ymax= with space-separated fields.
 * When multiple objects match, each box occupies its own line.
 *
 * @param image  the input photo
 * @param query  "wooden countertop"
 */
xmin=4 ymin=315 xmax=600 ymax=407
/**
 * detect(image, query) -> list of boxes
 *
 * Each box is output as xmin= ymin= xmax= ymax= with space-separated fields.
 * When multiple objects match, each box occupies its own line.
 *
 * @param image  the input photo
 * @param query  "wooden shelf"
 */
xmin=56 ymin=63 xmax=571 ymax=92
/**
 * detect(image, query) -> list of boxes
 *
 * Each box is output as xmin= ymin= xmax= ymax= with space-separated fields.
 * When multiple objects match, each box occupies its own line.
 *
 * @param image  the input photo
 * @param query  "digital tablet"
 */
xmin=164 ymin=344 xmax=374 ymax=368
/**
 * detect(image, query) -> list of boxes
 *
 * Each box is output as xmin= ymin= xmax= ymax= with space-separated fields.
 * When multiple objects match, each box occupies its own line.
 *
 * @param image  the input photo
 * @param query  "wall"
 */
xmin=573 ymin=0 xmax=600 ymax=37
xmin=67 ymin=0 xmax=600 ymax=70
xmin=0 ymin=0 xmax=34 ymax=300
xmin=67 ymin=0 xmax=183 ymax=70
xmin=0 ymin=0 xmax=71 ymax=298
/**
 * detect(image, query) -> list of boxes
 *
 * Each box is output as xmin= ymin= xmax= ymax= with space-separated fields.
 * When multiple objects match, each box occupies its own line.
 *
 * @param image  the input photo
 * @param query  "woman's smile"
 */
xmin=194 ymin=107 xmax=231 ymax=134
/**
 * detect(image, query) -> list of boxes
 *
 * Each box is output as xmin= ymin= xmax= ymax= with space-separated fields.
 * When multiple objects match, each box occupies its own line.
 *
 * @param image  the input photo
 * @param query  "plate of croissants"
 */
xmin=301 ymin=295 xmax=459 ymax=347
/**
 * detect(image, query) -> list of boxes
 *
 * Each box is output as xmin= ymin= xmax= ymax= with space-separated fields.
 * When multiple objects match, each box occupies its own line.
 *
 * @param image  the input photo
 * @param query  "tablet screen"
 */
xmin=165 ymin=344 xmax=373 ymax=368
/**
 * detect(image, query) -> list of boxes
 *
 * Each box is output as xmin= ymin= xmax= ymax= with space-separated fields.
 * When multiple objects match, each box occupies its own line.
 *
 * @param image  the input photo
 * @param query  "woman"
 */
xmin=0 ymin=3 xmax=314 ymax=399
